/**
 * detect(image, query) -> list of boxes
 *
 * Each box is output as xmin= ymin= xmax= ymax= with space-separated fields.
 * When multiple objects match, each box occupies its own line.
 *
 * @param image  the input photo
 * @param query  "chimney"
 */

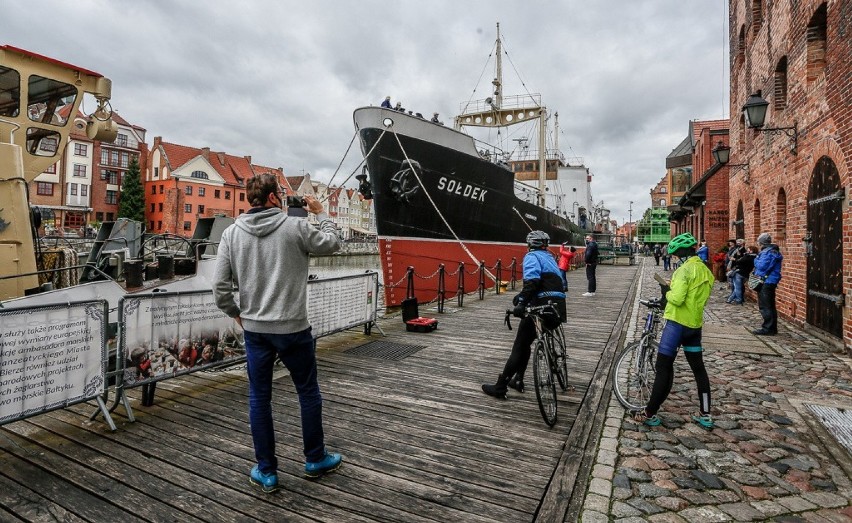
xmin=244 ymin=155 xmax=251 ymax=163
xmin=201 ymin=147 xmax=210 ymax=159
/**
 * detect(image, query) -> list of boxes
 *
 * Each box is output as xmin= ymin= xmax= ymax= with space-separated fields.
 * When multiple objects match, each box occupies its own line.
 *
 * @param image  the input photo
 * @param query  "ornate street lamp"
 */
xmin=741 ymin=93 xmax=798 ymax=155
xmin=712 ymin=141 xmax=750 ymax=183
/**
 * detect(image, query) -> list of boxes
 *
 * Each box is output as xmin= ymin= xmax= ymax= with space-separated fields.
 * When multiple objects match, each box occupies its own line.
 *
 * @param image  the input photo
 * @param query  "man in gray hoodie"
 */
xmin=213 ymin=173 xmax=342 ymax=492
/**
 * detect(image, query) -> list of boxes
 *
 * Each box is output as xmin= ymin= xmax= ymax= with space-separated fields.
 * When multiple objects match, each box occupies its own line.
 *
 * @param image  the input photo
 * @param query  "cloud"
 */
xmin=2 ymin=0 xmax=729 ymax=223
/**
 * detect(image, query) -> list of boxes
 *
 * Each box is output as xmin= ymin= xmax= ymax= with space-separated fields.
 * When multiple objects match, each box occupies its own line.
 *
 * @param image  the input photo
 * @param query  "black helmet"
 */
xmin=526 ymin=230 xmax=550 ymax=249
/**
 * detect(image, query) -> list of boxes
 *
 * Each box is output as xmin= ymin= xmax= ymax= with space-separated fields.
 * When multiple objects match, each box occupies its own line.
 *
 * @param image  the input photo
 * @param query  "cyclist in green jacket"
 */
xmin=634 ymin=232 xmax=716 ymax=429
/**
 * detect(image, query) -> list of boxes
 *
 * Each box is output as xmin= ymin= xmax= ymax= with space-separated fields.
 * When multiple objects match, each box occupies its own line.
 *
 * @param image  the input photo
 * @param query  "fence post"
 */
xmin=495 ymin=259 xmax=502 ymax=295
xmin=510 ymin=257 xmax=517 ymax=290
xmin=406 ymin=266 xmax=415 ymax=300
xmin=478 ymin=260 xmax=485 ymax=300
xmin=457 ymin=262 xmax=465 ymax=307
xmin=437 ymin=264 xmax=446 ymax=313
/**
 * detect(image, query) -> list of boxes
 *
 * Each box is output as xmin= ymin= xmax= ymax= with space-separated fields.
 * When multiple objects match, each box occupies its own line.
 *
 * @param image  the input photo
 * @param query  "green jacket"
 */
xmin=664 ymin=255 xmax=714 ymax=328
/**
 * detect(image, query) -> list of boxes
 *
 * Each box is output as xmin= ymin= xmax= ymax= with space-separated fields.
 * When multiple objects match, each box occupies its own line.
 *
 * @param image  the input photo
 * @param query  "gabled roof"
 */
xmin=159 ymin=141 xmax=253 ymax=186
xmin=286 ymin=176 xmax=305 ymax=190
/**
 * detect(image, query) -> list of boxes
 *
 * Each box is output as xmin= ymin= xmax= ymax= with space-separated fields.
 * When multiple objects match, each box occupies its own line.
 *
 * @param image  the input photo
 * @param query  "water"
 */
xmin=309 ymin=253 xmax=385 ymax=311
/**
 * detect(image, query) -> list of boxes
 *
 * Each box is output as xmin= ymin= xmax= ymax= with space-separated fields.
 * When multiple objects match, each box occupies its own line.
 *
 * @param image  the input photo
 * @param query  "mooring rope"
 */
xmin=318 ymin=128 xmax=387 ymax=204
xmin=390 ymin=129 xmax=497 ymax=282
xmin=512 ymin=206 xmax=534 ymax=232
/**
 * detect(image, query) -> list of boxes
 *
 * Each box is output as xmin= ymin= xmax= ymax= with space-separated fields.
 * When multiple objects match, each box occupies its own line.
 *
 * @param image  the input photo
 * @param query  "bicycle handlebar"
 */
xmin=639 ymin=298 xmax=664 ymax=309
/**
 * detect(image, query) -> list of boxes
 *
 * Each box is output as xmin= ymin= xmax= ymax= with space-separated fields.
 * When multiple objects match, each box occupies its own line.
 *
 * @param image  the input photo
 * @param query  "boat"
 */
xmin=354 ymin=25 xmax=593 ymax=307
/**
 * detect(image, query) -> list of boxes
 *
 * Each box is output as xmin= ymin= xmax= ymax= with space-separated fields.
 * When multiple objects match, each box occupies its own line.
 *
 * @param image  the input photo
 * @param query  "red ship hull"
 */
xmin=380 ymin=237 xmax=556 ymax=307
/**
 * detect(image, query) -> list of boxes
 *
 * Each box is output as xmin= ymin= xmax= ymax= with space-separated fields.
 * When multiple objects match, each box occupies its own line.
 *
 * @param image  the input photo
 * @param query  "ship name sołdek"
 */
xmin=437 ymin=176 xmax=487 ymax=202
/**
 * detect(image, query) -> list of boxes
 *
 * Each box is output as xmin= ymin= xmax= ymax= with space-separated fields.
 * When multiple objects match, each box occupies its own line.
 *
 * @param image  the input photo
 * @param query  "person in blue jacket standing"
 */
xmin=752 ymin=232 xmax=783 ymax=335
xmin=696 ymin=240 xmax=709 ymax=263
xmin=482 ymin=230 xmax=566 ymax=398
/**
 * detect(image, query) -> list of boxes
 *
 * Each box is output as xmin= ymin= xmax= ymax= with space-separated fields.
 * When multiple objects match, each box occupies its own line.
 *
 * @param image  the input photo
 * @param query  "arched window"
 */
xmin=776 ymin=188 xmax=787 ymax=242
xmin=774 ymin=56 xmax=788 ymax=111
xmin=660 ymin=187 xmax=667 ymax=194
xmin=807 ymin=3 xmax=827 ymax=82
xmin=191 ymin=170 xmax=209 ymax=180
xmin=752 ymin=0 xmax=763 ymax=35
xmin=659 ymin=198 xmax=667 ymax=207
xmin=753 ymin=198 xmax=762 ymax=239
xmin=735 ymin=200 xmax=745 ymax=240
xmin=738 ymin=25 xmax=746 ymax=62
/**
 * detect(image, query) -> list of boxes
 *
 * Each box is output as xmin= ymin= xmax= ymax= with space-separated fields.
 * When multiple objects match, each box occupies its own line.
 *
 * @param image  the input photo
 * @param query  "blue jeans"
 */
xmin=244 ymin=328 xmax=325 ymax=474
xmin=728 ymin=272 xmax=744 ymax=303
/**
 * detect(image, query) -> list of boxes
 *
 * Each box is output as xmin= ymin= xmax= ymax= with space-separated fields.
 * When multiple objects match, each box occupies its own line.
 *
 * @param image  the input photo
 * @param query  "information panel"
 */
xmin=307 ymin=272 xmax=378 ymax=337
xmin=120 ymin=290 xmax=244 ymax=387
xmin=0 ymin=300 xmax=107 ymax=424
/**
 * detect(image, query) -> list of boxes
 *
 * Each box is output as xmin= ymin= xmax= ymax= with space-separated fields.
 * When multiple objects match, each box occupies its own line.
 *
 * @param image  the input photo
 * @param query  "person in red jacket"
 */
xmin=557 ymin=243 xmax=576 ymax=291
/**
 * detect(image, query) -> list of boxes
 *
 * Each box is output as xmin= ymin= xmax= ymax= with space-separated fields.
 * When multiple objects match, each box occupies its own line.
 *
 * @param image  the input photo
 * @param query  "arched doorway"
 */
xmin=807 ymin=156 xmax=844 ymax=338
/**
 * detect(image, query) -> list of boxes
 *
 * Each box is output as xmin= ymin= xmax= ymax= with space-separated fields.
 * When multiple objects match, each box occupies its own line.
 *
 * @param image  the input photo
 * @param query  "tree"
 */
xmin=117 ymin=157 xmax=145 ymax=225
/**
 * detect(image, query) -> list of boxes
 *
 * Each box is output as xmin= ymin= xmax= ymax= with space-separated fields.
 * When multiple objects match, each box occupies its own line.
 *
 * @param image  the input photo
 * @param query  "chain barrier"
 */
xmin=495 ymin=259 xmax=502 ymax=295
xmin=413 ymin=268 xmax=441 ymax=280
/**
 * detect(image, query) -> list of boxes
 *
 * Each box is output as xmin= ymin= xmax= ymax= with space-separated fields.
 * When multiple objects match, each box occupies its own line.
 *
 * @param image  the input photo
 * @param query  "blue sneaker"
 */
xmin=249 ymin=465 xmax=280 ymax=493
xmin=304 ymin=452 xmax=342 ymax=479
xmin=632 ymin=408 xmax=662 ymax=427
xmin=692 ymin=412 xmax=714 ymax=430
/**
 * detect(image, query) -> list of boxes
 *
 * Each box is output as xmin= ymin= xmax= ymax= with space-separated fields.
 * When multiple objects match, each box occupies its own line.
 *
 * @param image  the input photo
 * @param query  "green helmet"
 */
xmin=667 ymin=233 xmax=697 ymax=254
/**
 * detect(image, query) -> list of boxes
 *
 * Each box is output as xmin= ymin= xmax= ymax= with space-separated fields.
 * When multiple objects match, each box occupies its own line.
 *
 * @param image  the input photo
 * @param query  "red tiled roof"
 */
xmin=158 ymin=141 xmax=254 ymax=186
xmin=286 ymin=176 xmax=305 ymax=191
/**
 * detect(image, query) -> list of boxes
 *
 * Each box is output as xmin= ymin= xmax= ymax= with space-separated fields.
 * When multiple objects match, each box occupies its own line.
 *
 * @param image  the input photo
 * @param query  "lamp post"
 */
xmin=628 ymin=201 xmax=633 ymax=242
xmin=712 ymin=141 xmax=750 ymax=183
xmin=742 ymin=93 xmax=798 ymax=155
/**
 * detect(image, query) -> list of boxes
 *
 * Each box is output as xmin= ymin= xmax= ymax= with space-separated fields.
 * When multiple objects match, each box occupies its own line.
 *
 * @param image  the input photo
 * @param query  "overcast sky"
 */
xmin=3 ymin=1 xmax=730 ymax=224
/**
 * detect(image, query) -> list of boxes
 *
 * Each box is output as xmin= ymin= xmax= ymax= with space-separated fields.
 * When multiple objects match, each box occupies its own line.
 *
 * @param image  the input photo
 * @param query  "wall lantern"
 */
xmin=742 ymin=93 xmax=798 ymax=155
xmin=712 ymin=141 xmax=750 ymax=183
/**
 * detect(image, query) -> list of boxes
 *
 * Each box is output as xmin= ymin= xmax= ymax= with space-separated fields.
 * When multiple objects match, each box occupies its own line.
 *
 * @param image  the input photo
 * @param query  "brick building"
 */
xmin=29 ymin=109 xmax=147 ymax=232
xmin=671 ymin=119 xmax=730 ymax=259
xmin=90 ymin=113 xmax=148 ymax=224
xmin=728 ymin=0 xmax=850 ymax=347
xmin=145 ymin=138 xmax=290 ymax=235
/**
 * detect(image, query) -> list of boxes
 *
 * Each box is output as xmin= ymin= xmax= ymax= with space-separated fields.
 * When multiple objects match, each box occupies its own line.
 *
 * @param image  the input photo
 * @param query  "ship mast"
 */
xmin=454 ymin=23 xmax=548 ymax=208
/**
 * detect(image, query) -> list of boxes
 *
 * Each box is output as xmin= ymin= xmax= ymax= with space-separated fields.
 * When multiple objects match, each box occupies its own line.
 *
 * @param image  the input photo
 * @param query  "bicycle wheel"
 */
xmin=549 ymin=325 xmax=569 ymax=391
xmin=612 ymin=335 xmax=659 ymax=410
xmin=533 ymin=339 xmax=558 ymax=427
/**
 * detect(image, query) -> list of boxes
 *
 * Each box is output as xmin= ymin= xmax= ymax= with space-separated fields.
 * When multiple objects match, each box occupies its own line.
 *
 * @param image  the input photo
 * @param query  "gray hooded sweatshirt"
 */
xmin=212 ymin=207 xmax=341 ymax=334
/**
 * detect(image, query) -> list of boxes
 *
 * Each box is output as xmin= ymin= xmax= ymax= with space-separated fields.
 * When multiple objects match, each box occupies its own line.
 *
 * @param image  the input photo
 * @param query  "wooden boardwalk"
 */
xmin=0 ymin=264 xmax=639 ymax=522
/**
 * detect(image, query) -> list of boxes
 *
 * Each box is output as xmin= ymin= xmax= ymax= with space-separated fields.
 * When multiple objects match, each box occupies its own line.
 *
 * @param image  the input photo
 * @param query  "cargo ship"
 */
xmin=354 ymin=25 xmax=591 ymax=307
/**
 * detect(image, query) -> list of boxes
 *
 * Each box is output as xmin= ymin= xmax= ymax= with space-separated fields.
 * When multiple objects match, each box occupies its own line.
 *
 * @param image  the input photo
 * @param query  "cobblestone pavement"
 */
xmin=580 ymin=259 xmax=852 ymax=522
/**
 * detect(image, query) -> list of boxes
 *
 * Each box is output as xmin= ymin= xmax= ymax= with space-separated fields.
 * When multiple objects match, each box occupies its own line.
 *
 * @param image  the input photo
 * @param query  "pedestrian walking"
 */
xmin=653 ymin=244 xmax=661 ymax=265
xmin=212 ymin=173 xmax=343 ymax=493
xmin=752 ymin=232 xmax=783 ymax=335
xmin=482 ymin=231 xmax=566 ymax=398
xmin=582 ymin=234 xmax=598 ymax=296
xmin=633 ymin=233 xmax=715 ymax=430
xmin=662 ymin=246 xmax=671 ymax=271
xmin=696 ymin=240 xmax=709 ymax=263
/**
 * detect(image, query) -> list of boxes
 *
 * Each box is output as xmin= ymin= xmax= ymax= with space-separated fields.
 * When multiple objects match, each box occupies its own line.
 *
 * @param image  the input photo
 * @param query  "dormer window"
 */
xmin=191 ymin=170 xmax=209 ymax=179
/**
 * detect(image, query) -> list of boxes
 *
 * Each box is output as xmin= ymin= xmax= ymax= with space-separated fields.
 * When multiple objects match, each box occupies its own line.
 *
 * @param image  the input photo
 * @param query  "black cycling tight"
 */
xmin=646 ymin=350 xmax=711 ymax=416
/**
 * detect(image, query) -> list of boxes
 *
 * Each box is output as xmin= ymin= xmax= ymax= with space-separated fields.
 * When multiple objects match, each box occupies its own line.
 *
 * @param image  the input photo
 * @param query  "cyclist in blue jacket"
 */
xmin=482 ymin=231 xmax=566 ymax=398
xmin=752 ymin=232 xmax=783 ymax=335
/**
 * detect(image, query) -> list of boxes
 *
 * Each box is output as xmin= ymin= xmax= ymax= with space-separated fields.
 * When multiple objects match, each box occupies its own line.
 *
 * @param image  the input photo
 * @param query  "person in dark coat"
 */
xmin=583 ymin=234 xmax=599 ymax=296
xmin=381 ymin=96 xmax=392 ymax=108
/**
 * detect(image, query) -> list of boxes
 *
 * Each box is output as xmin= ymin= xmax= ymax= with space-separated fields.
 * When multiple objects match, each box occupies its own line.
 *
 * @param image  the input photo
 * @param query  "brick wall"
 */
xmin=729 ymin=0 xmax=851 ymax=348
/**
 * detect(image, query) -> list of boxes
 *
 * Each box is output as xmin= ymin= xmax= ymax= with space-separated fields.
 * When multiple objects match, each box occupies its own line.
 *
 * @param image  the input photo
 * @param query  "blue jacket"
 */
xmin=754 ymin=244 xmax=783 ymax=284
xmin=696 ymin=245 xmax=709 ymax=262
xmin=515 ymin=249 xmax=565 ymax=304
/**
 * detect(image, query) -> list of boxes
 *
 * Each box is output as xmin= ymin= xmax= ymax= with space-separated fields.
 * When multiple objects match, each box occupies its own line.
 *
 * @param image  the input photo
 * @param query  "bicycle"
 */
xmin=505 ymin=303 xmax=569 ymax=427
xmin=611 ymin=297 xmax=664 ymax=411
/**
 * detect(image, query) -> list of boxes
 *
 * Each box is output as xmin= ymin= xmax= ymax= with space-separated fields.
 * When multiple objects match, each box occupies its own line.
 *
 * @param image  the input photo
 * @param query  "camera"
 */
xmin=285 ymin=196 xmax=305 ymax=208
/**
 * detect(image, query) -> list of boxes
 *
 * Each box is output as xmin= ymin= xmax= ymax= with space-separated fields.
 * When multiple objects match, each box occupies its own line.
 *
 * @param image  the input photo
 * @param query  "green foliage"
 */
xmin=117 ymin=157 xmax=145 ymax=225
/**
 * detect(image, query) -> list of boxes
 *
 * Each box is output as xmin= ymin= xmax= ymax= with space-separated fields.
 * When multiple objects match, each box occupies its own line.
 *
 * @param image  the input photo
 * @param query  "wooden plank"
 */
xmin=0 ymin=264 xmax=638 ymax=522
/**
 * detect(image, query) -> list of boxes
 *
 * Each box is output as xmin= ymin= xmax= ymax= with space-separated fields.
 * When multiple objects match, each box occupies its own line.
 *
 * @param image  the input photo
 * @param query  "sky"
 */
xmin=3 ymin=0 xmax=730 ymax=225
